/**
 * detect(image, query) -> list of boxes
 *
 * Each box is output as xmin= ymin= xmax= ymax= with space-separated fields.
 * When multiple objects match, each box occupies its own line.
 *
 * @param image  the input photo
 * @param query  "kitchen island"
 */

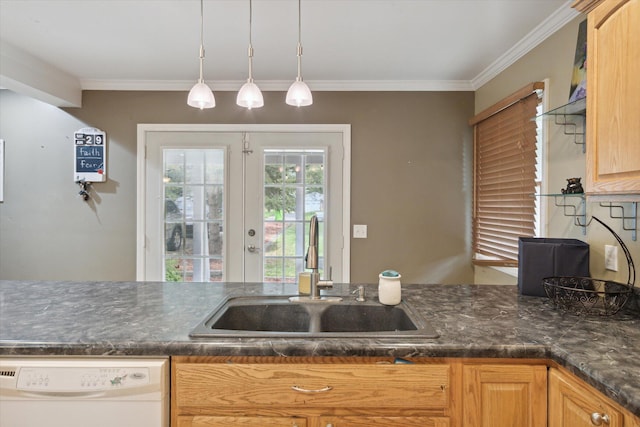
xmin=1 ymin=280 xmax=639 ymax=418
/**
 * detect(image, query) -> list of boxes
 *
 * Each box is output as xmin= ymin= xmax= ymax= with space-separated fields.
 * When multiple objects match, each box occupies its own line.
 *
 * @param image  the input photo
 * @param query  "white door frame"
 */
xmin=136 ymin=123 xmax=351 ymax=282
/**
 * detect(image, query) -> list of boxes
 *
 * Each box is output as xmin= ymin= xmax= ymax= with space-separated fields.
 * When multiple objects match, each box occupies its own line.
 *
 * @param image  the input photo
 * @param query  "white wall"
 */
xmin=0 ymin=91 xmax=137 ymax=280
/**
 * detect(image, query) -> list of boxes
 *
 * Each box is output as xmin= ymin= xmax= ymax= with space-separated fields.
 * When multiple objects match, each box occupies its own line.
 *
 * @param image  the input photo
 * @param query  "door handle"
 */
xmin=247 ymin=244 xmax=260 ymax=253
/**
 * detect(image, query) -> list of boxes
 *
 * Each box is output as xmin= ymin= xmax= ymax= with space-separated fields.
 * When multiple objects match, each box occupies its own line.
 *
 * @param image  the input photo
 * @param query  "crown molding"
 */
xmin=471 ymin=0 xmax=580 ymax=89
xmin=80 ymin=79 xmax=475 ymax=92
xmin=307 ymin=80 xmax=475 ymax=91
xmin=570 ymin=0 xmax=601 ymax=13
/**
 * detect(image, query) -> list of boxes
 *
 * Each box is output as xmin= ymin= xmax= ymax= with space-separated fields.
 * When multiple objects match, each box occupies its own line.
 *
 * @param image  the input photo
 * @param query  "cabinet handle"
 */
xmin=291 ymin=385 xmax=333 ymax=393
xmin=591 ymin=412 xmax=610 ymax=426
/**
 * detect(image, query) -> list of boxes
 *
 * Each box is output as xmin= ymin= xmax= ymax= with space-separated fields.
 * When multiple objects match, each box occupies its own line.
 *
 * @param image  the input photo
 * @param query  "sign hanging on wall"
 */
xmin=74 ymin=127 xmax=106 ymax=182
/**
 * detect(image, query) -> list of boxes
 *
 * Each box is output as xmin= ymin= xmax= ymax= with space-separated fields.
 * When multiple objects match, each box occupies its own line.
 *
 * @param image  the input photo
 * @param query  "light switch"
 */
xmin=353 ymin=224 xmax=367 ymax=239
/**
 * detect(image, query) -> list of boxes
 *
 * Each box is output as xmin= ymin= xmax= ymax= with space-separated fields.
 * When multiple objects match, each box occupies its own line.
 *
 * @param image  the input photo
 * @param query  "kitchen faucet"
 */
xmin=290 ymin=215 xmax=341 ymax=302
xmin=306 ymin=214 xmax=321 ymax=298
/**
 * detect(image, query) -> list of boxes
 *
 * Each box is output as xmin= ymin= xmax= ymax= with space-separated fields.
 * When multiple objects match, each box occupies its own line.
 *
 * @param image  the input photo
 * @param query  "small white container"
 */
xmin=378 ymin=271 xmax=402 ymax=305
xmin=298 ymin=272 xmax=311 ymax=295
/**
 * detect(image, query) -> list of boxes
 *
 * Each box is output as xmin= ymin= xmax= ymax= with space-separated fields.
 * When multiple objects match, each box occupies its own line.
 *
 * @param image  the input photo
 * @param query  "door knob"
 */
xmin=591 ymin=412 xmax=610 ymax=425
xmin=247 ymin=244 xmax=260 ymax=253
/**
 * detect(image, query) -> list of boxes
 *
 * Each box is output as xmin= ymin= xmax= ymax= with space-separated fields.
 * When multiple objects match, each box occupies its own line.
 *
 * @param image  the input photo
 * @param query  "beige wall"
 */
xmin=474 ymin=15 xmax=640 ymax=286
xmin=0 ymin=89 xmax=474 ymax=284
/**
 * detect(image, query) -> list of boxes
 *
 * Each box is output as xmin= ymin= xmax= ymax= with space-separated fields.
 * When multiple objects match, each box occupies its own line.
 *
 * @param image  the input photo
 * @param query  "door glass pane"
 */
xmin=263 ymin=149 xmax=325 ymax=283
xmin=163 ymin=148 xmax=225 ymax=282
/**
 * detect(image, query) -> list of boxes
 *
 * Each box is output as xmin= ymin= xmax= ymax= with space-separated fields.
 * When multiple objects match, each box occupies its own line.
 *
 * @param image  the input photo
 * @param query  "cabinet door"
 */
xmin=585 ymin=0 xmax=640 ymax=194
xmin=318 ymin=416 xmax=449 ymax=426
xmin=548 ymin=369 xmax=624 ymax=427
xmin=177 ymin=416 xmax=307 ymax=427
xmin=462 ymin=364 xmax=547 ymax=427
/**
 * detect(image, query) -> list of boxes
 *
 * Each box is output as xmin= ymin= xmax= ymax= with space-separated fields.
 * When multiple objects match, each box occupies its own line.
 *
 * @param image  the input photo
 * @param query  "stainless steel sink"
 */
xmin=319 ymin=304 xmax=419 ymax=333
xmin=204 ymin=301 xmax=311 ymax=332
xmin=189 ymin=296 xmax=439 ymax=338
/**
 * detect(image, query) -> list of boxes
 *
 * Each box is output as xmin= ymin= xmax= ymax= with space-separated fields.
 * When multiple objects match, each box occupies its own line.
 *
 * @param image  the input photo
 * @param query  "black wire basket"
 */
xmin=542 ymin=217 xmax=636 ymax=316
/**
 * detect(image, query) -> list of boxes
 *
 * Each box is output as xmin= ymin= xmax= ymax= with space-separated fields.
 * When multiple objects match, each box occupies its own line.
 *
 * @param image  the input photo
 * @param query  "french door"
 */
xmin=137 ymin=124 xmax=350 ymax=283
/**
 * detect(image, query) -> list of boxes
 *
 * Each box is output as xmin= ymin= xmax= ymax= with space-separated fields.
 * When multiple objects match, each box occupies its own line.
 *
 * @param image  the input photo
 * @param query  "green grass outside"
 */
xmin=263 ymin=215 xmax=324 ymax=281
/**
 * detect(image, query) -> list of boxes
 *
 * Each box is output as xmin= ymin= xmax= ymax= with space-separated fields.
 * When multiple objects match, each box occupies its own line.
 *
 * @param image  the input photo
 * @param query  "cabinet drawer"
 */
xmin=319 ymin=416 xmax=450 ymax=426
xmin=175 ymin=363 xmax=450 ymax=410
xmin=177 ymin=416 xmax=307 ymax=427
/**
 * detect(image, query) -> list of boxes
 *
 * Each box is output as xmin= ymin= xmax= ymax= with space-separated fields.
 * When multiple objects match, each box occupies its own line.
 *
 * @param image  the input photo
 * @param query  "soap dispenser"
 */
xmin=378 ymin=270 xmax=401 ymax=305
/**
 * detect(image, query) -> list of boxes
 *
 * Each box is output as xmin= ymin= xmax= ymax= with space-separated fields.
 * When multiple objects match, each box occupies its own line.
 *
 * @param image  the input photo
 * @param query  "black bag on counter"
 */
xmin=517 ymin=238 xmax=590 ymax=297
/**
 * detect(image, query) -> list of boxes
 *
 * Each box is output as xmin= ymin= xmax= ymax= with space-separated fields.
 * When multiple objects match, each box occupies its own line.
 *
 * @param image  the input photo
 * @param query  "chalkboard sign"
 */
xmin=74 ymin=127 xmax=106 ymax=182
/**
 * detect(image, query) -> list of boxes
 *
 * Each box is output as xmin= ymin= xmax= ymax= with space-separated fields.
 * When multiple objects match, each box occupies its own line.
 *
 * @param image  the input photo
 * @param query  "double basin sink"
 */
xmin=190 ymin=295 xmax=439 ymax=338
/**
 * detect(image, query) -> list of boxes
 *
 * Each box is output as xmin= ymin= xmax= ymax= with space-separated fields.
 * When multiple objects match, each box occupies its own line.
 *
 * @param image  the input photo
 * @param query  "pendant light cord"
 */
xmin=249 ymin=0 xmax=253 ymax=46
xmin=198 ymin=0 xmax=205 ymax=83
xmin=296 ymin=0 xmax=303 ymax=80
xmin=297 ymin=0 xmax=301 ymax=44
xmin=247 ymin=0 xmax=254 ymax=81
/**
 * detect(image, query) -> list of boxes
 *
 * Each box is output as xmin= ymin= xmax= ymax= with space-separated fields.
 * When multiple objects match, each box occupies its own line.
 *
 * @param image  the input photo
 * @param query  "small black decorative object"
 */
xmin=561 ymin=177 xmax=584 ymax=194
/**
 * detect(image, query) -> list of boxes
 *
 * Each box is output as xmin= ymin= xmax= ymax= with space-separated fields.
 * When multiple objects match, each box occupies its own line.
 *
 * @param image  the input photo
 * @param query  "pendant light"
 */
xmin=187 ymin=0 xmax=215 ymax=109
xmin=286 ymin=0 xmax=312 ymax=107
xmin=237 ymin=0 xmax=264 ymax=109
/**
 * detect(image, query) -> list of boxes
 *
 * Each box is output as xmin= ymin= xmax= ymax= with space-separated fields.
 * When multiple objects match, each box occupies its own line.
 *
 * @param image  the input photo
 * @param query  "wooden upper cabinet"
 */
xmin=575 ymin=0 xmax=640 ymax=195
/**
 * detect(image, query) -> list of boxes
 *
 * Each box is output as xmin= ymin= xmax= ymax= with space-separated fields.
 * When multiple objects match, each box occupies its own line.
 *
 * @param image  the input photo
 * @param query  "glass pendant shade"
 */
xmin=286 ymin=79 xmax=313 ymax=107
xmin=287 ymin=0 xmax=312 ymax=107
xmin=188 ymin=81 xmax=215 ymax=109
xmin=237 ymin=0 xmax=263 ymax=110
xmin=187 ymin=0 xmax=215 ymax=110
xmin=237 ymin=80 xmax=264 ymax=109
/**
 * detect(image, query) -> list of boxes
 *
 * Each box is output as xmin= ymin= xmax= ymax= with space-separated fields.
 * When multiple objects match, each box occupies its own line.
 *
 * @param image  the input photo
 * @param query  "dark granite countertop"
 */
xmin=0 ymin=280 xmax=638 ymax=416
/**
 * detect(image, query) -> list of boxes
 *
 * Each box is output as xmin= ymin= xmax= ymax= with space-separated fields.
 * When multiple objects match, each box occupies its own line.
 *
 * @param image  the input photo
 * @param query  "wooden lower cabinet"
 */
xmin=462 ymin=364 xmax=548 ymax=427
xmin=549 ymin=367 xmax=640 ymax=427
xmin=172 ymin=357 xmax=639 ymax=427
xmin=172 ymin=357 xmax=457 ymax=427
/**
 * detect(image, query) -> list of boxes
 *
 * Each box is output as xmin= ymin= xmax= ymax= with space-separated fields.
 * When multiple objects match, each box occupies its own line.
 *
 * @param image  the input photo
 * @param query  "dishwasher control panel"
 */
xmin=16 ymin=366 xmax=150 ymax=392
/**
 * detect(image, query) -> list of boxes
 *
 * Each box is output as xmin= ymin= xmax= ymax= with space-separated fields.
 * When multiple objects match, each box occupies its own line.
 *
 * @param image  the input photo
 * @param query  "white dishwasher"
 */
xmin=0 ymin=357 xmax=169 ymax=427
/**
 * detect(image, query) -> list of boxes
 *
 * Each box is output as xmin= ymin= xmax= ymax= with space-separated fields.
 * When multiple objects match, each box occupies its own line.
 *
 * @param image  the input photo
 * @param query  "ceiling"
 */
xmin=0 ymin=0 xmax=578 ymax=107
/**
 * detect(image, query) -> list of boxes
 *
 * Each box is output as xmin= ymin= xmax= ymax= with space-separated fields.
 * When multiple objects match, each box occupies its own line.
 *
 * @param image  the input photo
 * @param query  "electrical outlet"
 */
xmin=353 ymin=224 xmax=367 ymax=239
xmin=605 ymin=244 xmax=618 ymax=271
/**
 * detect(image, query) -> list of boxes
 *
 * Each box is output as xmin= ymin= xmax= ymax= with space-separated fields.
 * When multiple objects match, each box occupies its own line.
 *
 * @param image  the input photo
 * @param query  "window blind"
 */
xmin=470 ymin=83 xmax=543 ymax=266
